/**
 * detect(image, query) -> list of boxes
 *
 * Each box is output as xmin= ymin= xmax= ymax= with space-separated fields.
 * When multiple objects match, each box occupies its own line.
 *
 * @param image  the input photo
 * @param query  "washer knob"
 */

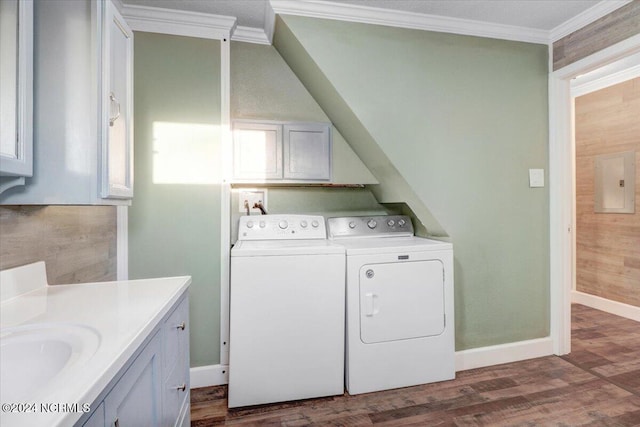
xmin=311 ymin=220 xmax=319 ymax=228
xmin=300 ymin=220 xmax=308 ymax=228
xmin=246 ymin=221 xmax=254 ymax=229
xmin=348 ymin=221 xmax=356 ymax=229
xmin=259 ymin=221 xmax=266 ymax=228
xmin=278 ymin=220 xmax=288 ymax=230
xmin=387 ymin=219 xmax=395 ymax=227
xmin=367 ymin=219 xmax=377 ymax=229
xmin=398 ymin=219 xmax=406 ymax=227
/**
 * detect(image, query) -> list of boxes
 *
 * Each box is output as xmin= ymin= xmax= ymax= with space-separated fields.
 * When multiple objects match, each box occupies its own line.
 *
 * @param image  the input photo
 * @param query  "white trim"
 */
xmin=190 ymin=364 xmax=229 ymax=388
xmin=549 ymin=33 xmax=640 ymax=356
xmin=232 ymin=26 xmax=270 ymax=45
xmin=455 ymin=337 xmax=554 ymax=372
xmin=119 ymin=3 xmax=236 ymax=40
xmin=219 ymin=39 xmax=232 ymax=367
xmin=270 ymin=0 xmax=549 ymax=44
xmin=264 ymin=0 xmax=276 ymax=44
xmin=572 ymin=291 xmax=640 ymax=322
xmin=550 ymin=0 xmax=632 ymax=42
xmin=571 ymin=53 xmax=640 ymax=97
xmin=116 ymin=205 xmax=128 ymax=281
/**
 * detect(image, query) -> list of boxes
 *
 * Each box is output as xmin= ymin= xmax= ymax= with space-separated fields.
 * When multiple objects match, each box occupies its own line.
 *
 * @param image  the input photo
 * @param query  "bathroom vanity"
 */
xmin=0 ymin=262 xmax=191 ymax=427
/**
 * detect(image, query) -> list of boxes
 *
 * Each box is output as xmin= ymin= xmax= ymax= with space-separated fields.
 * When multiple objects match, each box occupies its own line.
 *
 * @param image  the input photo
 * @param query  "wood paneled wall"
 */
xmin=553 ymin=1 xmax=640 ymax=71
xmin=0 ymin=206 xmax=117 ymax=285
xmin=575 ymin=77 xmax=640 ymax=307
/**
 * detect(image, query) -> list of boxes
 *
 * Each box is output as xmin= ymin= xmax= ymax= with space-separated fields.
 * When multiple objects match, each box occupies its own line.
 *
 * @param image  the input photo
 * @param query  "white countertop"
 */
xmin=0 ymin=275 xmax=191 ymax=427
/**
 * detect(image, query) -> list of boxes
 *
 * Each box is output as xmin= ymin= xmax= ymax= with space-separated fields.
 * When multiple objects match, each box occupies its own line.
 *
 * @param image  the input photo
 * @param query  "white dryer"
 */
xmin=328 ymin=215 xmax=455 ymax=395
xmin=229 ymin=215 xmax=345 ymax=408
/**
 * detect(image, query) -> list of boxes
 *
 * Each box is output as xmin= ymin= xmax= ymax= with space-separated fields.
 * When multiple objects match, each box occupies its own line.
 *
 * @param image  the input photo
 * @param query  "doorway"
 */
xmin=549 ymin=34 xmax=640 ymax=356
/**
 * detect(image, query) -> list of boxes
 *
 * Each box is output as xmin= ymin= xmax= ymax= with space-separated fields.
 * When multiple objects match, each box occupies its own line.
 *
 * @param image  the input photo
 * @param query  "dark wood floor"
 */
xmin=191 ymin=304 xmax=640 ymax=426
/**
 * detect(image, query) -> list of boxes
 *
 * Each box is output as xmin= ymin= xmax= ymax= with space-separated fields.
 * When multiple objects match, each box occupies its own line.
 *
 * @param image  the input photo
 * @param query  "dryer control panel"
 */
xmin=327 ymin=215 xmax=414 ymax=239
xmin=238 ymin=214 xmax=327 ymax=240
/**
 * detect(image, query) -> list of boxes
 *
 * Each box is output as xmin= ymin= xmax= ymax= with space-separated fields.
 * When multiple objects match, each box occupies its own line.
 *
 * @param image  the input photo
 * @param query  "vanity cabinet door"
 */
xmin=101 ymin=0 xmax=133 ymax=199
xmin=162 ymin=296 xmax=190 ymax=427
xmin=105 ymin=332 xmax=162 ymax=427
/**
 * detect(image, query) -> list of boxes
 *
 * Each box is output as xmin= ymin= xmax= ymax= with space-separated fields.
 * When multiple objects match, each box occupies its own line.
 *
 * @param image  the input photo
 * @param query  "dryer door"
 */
xmin=359 ymin=260 xmax=445 ymax=344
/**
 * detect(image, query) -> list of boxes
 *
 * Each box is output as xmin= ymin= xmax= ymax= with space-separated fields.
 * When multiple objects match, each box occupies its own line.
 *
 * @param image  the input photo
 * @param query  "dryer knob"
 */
xmin=259 ymin=221 xmax=266 ymax=228
xmin=367 ymin=219 xmax=377 ymax=229
xmin=278 ymin=220 xmax=288 ymax=230
xmin=311 ymin=220 xmax=319 ymax=228
xmin=246 ymin=221 xmax=254 ymax=229
xmin=300 ymin=220 xmax=308 ymax=228
xmin=387 ymin=219 xmax=395 ymax=227
xmin=348 ymin=221 xmax=356 ymax=229
xmin=398 ymin=219 xmax=406 ymax=227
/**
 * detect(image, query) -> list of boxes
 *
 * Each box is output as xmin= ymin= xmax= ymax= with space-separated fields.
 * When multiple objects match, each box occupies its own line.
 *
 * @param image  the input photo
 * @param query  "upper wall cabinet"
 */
xmin=233 ymin=120 xmax=332 ymax=183
xmin=0 ymin=0 xmax=33 ymax=194
xmin=0 ymin=0 xmax=133 ymax=205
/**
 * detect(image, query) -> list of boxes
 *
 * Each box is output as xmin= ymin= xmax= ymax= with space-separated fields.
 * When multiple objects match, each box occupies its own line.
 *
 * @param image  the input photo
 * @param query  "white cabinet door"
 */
xmin=101 ymin=0 xmax=133 ymax=199
xmin=105 ymin=332 xmax=162 ymax=427
xmin=0 ymin=0 xmax=32 ymax=190
xmin=283 ymin=123 xmax=331 ymax=180
xmin=233 ymin=122 xmax=282 ymax=180
xmin=161 ymin=296 xmax=190 ymax=426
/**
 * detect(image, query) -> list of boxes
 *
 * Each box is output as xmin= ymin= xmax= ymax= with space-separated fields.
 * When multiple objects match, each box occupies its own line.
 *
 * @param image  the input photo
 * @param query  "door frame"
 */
xmin=548 ymin=34 xmax=640 ymax=355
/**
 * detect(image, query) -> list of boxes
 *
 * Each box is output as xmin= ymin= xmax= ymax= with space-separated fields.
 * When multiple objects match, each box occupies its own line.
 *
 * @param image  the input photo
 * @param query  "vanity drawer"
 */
xmin=163 ymin=295 xmax=189 ymax=381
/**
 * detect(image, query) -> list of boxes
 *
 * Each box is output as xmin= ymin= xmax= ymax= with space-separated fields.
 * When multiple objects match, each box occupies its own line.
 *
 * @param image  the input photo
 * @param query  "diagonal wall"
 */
xmin=274 ymin=15 xmax=550 ymax=350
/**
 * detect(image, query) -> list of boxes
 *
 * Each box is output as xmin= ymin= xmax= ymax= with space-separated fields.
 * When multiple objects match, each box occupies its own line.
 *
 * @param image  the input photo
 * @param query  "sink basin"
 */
xmin=0 ymin=323 xmax=101 ymax=402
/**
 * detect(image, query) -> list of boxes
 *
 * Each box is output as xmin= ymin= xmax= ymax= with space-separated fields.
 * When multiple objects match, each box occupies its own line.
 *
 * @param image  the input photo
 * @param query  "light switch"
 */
xmin=529 ymin=169 xmax=544 ymax=188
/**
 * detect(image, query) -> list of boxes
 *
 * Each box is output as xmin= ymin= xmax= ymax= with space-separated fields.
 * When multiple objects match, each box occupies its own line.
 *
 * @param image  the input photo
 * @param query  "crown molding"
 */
xmin=120 ymin=3 xmax=237 ymax=40
xmin=549 ymin=0 xmax=632 ymax=42
xmin=269 ymin=0 xmax=549 ymax=44
xmin=232 ymin=26 xmax=271 ymax=45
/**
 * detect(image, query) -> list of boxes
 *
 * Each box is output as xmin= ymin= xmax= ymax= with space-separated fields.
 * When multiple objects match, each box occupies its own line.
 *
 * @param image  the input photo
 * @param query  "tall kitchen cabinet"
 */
xmin=0 ymin=0 xmax=133 ymax=205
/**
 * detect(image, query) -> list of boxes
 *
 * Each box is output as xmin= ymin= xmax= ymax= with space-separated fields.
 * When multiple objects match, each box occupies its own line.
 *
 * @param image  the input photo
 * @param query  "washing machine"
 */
xmin=328 ymin=215 xmax=455 ymax=395
xmin=228 ymin=215 xmax=345 ymax=408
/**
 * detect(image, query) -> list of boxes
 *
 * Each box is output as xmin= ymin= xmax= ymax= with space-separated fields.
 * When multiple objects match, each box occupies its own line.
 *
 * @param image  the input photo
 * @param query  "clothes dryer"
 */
xmin=328 ymin=215 xmax=455 ymax=395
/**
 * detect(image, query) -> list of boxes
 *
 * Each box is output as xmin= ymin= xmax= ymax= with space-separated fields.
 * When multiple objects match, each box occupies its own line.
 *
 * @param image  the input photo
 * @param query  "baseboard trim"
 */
xmin=572 ymin=291 xmax=640 ymax=322
xmin=190 ymin=364 xmax=229 ymax=389
xmin=455 ymin=337 xmax=554 ymax=372
xmin=191 ymin=339 xmax=556 ymax=389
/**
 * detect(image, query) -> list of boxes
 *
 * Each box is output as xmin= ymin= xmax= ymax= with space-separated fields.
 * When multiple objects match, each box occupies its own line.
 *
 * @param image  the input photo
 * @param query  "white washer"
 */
xmin=328 ymin=215 xmax=455 ymax=395
xmin=229 ymin=215 xmax=345 ymax=408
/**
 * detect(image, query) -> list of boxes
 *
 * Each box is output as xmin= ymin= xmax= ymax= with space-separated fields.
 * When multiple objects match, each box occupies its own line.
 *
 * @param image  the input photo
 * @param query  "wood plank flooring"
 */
xmin=191 ymin=304 xmax=640 ymax=426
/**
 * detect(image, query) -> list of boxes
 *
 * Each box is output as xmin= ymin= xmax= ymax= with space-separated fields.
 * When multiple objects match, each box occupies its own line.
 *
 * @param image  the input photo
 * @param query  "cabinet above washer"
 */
xmin=232 ymin=119 xmax=377 ymax=185
xmin=233 ymin=120 xmax=332 ymax=183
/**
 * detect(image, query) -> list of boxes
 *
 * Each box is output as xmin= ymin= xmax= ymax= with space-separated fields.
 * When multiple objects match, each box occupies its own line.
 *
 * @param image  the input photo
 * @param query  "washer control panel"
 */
xmin=327 ymin=215 xmax=414 ymax=239
xmin=238 ymin=215 xmax=326 ymax=240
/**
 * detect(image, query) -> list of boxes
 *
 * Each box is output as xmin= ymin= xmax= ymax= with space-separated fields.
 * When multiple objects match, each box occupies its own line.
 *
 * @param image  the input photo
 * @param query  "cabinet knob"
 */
xmin=175 ymin=384 xmax=187 ymax=392
xmin=176 ymin=322 xmax=186 ymax=330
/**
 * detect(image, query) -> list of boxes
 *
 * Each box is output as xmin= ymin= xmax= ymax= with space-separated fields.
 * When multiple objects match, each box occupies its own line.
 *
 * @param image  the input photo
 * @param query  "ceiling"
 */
xmin=121 ymin=0 xmax=607 ymax=33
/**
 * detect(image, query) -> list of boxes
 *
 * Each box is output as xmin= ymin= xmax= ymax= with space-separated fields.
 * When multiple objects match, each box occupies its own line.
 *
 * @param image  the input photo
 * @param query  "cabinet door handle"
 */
xmin=175 ymin=384 xmax=186 ymax=392
xmin=109 ymin=92 xmax=121 ymax=127
xmin=176 ymin=321 xmax=186 ymax=330
xmin=114 ymin=417 xmax=120 ymax=427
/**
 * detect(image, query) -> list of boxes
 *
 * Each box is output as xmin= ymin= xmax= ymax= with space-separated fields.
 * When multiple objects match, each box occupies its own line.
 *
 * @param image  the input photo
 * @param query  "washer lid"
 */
xmin=339 ymin=236 xmax=452 ymax=255
xmin=232 ymin=240 xmax=345 ymax=257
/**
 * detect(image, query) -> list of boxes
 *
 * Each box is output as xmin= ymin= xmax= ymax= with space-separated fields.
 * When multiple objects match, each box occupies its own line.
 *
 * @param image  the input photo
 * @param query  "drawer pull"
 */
xmin=175 ymin=384 xmax=187 ymax=392
xmin=176 ymin=322 xmax=186 ymax=330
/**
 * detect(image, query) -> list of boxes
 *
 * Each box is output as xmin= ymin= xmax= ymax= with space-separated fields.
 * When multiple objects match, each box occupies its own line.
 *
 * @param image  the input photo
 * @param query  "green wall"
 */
xmin=275 ymin=16 xmax=550 ymax=350
xmin=130 ymin=32 xmax=221 ymax=367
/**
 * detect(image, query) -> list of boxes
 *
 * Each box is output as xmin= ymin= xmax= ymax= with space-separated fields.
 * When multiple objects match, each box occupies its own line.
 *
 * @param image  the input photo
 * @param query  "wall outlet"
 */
xmin=238 ymin=189 xmax=268 ymax=214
